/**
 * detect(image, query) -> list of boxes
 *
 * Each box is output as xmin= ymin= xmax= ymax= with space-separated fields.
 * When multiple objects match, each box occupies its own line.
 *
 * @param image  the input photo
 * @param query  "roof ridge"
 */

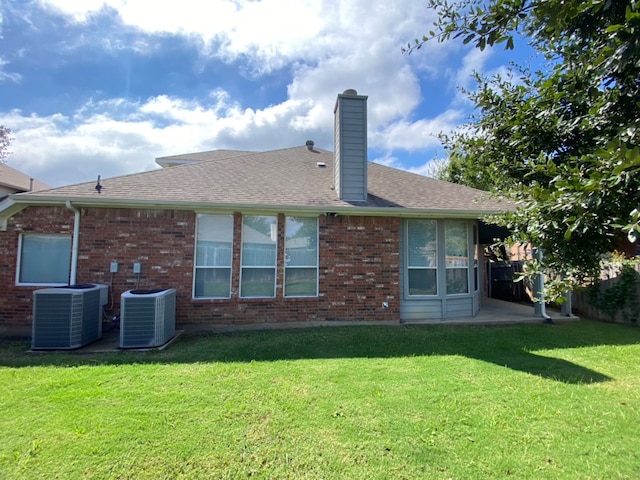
xmin=156 ymin=148 xmax=259 ymax=161
xmin=157 ymin=144 xmax=330 ymax=162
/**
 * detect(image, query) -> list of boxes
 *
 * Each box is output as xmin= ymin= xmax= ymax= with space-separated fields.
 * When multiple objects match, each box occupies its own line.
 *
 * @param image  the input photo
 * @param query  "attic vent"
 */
xmin=317 ymin=162 xmax=326 ymax=168
xmin=305 ymin=140 xmax=315 ymax=151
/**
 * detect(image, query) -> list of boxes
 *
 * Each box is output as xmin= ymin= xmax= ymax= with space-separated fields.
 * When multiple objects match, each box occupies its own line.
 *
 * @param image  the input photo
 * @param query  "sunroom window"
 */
xmin=241 ymin=215 xmax=277 ymax=298
xmin=17 ymin=234 xmax=71 ymax=285
xmin=473 ymin=224 xmax=479 ymax=292
xmin=284 ymin=216 xmax=318 ymax=297
xmin=407 ymin=219 xmax=437 ymax=296
xmin=445 ymin=221 xmax=469 ymax=294
xmin=194 ymin=214 xmax=233 ymax=298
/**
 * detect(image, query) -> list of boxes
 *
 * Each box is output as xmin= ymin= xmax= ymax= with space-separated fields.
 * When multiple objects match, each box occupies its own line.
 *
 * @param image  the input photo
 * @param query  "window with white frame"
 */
xmin=473 ymin=224 xmax=479 ymax=292
xmin=284 ymin=216 xmax=318 ymax=297
xmin=406 ymin=219 xmax=438 ymax=296
xmin=194 ymin=214 xmax=233 ymax=298
xmin=241 ymin=215 xmax=277 ymax=298
xmin=445 ymin=221 xmax=469 ymax=294
xmin=17 ymin=234 xmax=72 ymax=285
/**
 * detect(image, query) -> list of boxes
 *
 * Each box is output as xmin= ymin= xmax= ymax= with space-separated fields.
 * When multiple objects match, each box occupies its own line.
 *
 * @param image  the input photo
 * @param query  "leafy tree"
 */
xmin=0 ymin=126 xmax=11 ymax=164
xmin=408 ymin=0 xmax=640 ymax=297
xmin=420 ymin=157 xmax=450 ymax=179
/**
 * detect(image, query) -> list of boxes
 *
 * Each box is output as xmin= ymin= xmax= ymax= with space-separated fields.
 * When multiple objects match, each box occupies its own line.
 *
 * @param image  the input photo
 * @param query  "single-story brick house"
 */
xmin=0 ymin=90 xmax=511 ymax=328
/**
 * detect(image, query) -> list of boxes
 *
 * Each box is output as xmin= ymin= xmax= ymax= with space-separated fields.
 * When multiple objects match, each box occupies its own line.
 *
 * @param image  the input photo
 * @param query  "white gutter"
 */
xmin=6 ymin=195 xmax=508 ymax=219
xmin=65 ymin=200 xmax=80 ymax=285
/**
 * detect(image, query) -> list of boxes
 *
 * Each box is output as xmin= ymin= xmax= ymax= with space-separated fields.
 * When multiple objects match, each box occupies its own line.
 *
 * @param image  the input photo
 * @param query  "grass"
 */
xmin=1 ymin=320 xmax=640 ymax=479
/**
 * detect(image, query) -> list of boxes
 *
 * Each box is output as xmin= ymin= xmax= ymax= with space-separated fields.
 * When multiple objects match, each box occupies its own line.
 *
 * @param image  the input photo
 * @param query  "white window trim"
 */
xmin=403 ymin=219 xmax=477 ymax=300
xmin=240 ymin=215 xmax=278 ymax=299
xmin=445 ymin=220 xmax=471 ymax=296
xmin=16 ymin=233 xmax=71 ymax=286
xmin=192 ymin=266 xmax=233 ymax=300
xmin=473 ymin=224 xmax=480 ymax=293
xmin=284 ymin=216 xmax=319 ymax=298
xmin=406 ymin=219 xmax=438 ymax=297
xmin=192 ymin=214 xmax=234 ymax=299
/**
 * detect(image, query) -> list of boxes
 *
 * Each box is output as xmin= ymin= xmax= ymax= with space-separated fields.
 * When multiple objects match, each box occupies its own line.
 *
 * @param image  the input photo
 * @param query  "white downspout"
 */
xmin=535 ymin=247 xmax=553 ymax=323
xmin=65 ymin=201 xmax=80 ymax=285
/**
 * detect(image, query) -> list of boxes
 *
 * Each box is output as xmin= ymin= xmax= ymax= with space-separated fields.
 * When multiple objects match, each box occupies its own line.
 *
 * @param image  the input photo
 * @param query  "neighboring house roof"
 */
xmin=156 ymin=149 xmax=256 ymax=168
xmin=4 ymin=145 xmax=508 ymax=218
xmin=0 ymin=163 xmax=51 ymax=193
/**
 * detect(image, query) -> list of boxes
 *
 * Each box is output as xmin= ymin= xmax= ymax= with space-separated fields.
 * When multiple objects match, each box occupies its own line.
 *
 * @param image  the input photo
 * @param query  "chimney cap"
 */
xmin=343 ymin=89 xmax=358 ymax=95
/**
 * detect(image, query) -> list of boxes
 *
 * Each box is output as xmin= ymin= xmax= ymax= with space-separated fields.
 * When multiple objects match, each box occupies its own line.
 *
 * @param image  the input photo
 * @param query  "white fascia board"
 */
xmin=0 ymin=194 xmax=509 ymax=226
xmin=0 ymin=198 xmax=25 ymax=231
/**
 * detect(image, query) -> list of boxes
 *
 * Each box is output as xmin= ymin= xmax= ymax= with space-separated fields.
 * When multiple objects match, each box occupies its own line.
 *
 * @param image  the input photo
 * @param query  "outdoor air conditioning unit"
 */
xmin=120 ymin=288 xmax=176 ymax=348
xmin=32 ymin=283 xmax=109 ymax=350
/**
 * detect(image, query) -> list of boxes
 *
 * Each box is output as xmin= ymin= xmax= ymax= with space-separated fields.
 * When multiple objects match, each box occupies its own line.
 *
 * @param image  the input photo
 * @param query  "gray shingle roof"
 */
xmin=13 ymin=146 xmax=509 ymax=217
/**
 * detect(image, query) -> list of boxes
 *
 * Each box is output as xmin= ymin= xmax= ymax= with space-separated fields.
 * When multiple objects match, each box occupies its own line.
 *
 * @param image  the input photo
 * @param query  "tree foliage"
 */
xmin=410 ymin=0 xmax=640 ymax=296
xmin=0 ymin=126 xmax=11 ymax=164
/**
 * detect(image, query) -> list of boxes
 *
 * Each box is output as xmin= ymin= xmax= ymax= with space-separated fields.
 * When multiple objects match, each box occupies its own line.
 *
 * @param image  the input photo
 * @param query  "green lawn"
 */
xmin=1 ymin=320 xmax=639 ymax=479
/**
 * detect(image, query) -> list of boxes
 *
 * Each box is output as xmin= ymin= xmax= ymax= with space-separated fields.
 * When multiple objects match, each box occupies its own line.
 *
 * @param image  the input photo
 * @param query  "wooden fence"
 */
xmin=572 ymin=263 xmax=640 ymax=324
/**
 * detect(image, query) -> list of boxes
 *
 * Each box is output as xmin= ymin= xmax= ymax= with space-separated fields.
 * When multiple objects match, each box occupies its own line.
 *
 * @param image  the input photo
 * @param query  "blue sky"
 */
xmin=0 ymin=0 xmax=537 ymax=187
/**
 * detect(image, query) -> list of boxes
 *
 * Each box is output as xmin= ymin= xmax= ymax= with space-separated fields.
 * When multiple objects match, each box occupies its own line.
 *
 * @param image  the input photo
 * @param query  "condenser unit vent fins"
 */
xmin=120 ymin=289 xmax=176 ymax=348
xmin=32 ymin=284 xmax=108 ymax=350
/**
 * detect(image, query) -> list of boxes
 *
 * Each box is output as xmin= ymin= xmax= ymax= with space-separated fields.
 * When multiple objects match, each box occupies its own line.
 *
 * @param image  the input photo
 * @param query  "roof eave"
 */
xmin=0 ymin=197 xmax=23 ymax=231
xmin=1 ymin=194 xmax=508 ymax=229
xmin=0 ymin=183 xmax=26 ymax=191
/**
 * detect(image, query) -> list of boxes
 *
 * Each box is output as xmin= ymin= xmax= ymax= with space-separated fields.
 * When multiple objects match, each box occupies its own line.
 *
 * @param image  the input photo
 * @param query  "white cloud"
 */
xmin=1 ymin=108 xmax=161 ymax=187
xmin=2 ymin=0 xmax=522 ymax=188
xmin=448 ymin=46 xmax=520 ymax=109
xmin=455 ymin=48 xmax=493 ymax=90
xmin=1 ymin=91 xmax=331 ymax=187
xmin=39 ymin=0 xmax=436 ymax=71
xmin=0 ymin=57 xmax=22 ymax=83
xmin=34 ymin=0 xmax=437 ymax=128
xmin=39 ymin=0 xmax=323 ymax=68
xmin=370 ymin=109 xmax=463 ymax=152
xmin=407 ymin=157 xmax=449 ymax=178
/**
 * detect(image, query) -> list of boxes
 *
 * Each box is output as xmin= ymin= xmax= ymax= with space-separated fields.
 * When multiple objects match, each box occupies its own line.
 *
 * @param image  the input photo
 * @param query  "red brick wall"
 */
xmin=0 ymin=207 xmax=400 ymax=327
xmin=0 ymin=206 xmax=77 ymax=325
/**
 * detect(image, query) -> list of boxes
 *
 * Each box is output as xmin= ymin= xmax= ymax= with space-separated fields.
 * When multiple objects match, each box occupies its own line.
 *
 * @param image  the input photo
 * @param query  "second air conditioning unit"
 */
xmin=32 ymin=283 xmax=108 ymax=350
xmin=120 ymin=288 xmax=176 ymax=348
